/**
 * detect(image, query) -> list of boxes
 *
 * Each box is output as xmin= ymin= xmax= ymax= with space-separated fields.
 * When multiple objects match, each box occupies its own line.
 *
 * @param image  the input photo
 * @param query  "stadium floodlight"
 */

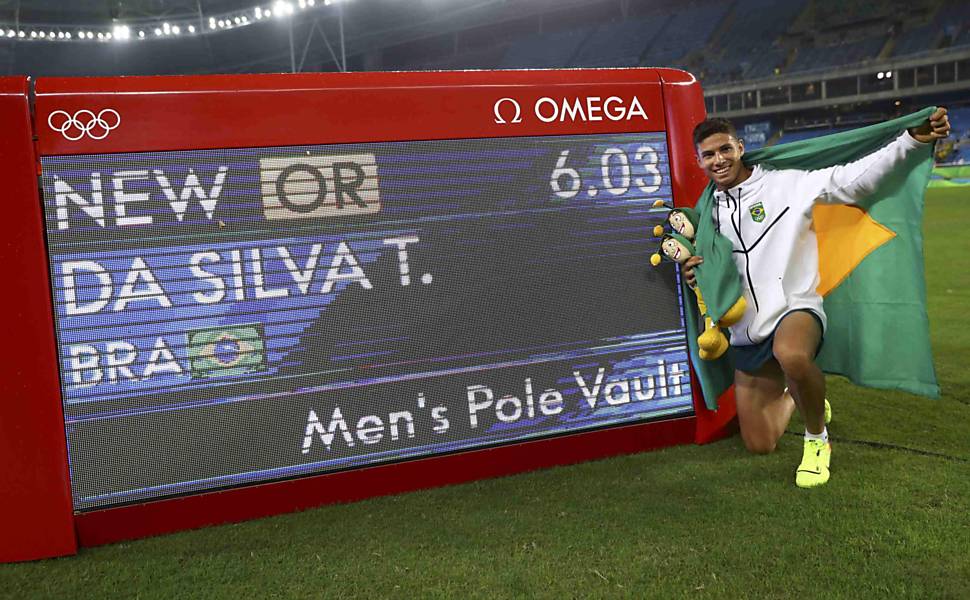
xmin=0 ymin=0 xmax=345 ymax=46
xmin=274 ymin=1 xmax=295 ymax=17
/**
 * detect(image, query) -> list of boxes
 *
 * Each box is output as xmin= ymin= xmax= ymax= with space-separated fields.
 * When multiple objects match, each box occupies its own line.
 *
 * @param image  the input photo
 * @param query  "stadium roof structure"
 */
xmin=0 ymin=0 xmax=617 ymax=75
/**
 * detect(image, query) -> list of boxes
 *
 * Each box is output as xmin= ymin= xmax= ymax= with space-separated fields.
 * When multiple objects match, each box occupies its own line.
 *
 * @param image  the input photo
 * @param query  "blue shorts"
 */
xmin=731 ymin=309 xmax=824 ymax=374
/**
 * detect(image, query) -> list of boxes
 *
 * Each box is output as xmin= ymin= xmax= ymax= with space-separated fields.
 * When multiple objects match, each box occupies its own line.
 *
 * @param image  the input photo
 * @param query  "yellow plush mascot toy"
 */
xmin=650 ymin=203 xmax=746 ymax=360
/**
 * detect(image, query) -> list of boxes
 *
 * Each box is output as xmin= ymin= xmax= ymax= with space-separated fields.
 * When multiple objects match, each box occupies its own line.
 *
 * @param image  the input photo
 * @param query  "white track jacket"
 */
xmin=711 ymin=131 xmax=927 ymax=346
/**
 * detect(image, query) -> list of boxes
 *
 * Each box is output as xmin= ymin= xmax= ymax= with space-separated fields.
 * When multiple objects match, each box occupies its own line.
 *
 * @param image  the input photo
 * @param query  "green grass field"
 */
xmin=2 ymin=188 xmax=968 ymax=600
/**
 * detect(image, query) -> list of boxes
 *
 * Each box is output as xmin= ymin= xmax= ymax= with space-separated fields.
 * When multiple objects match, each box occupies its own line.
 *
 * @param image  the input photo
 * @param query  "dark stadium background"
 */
xmin=1 ymin=0 xmax=968 ymax=163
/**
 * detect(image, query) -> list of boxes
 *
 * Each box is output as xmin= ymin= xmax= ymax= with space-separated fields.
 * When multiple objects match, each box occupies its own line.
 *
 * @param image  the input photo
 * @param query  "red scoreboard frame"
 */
xmin=0 ymin=68 xmax=736 ymax=563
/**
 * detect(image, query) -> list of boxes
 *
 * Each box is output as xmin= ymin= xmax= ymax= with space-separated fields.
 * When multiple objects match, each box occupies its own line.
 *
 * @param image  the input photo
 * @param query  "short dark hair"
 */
xmin=692 ymin=118 xmax=738 ymax=146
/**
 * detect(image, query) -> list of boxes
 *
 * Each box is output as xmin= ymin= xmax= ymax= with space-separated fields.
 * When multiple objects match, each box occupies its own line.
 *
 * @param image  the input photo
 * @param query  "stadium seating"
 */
xmin=702 ymin=0 xmax=807 ymax=83
xmin=639 ymin=2 xmax=731 ymax=68
xmin=939 ymin=0 xmax=970 ymax=47
xmin=412 ymin=0 xmax=969 ymax=86
xmin=787 ymin=36 xmax=886 ymax=73
xmin=570 ymin=16 xmax=667 ymax=68
xmin=954 ymin=28 xmax=970 ymax=47
xmin=893 ymin=24 xmax=941 ymax=56
xmin=790 ymin=0 xmax=919 ymax=33
xmin=411 ymin=46 xmax=508 ymax=71
xmin=499 ymin=27 xmax=594 ymax=69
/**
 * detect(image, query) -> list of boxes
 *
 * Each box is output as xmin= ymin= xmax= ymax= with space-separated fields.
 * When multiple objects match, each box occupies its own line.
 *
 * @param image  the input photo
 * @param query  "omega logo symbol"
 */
xmin=493 ymin=98 xmax=522 ymax=124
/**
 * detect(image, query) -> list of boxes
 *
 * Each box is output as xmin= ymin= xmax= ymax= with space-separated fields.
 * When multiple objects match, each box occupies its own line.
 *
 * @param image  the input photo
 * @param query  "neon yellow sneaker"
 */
xmin=795 ymin=438 xmax=831 ymax=488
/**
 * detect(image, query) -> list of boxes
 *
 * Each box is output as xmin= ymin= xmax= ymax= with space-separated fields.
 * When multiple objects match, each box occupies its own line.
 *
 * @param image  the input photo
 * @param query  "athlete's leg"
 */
xmin=735 ymin=359 xmax=796 ymax=454
xmin=772 ymin=312 xmax=825 ymax=435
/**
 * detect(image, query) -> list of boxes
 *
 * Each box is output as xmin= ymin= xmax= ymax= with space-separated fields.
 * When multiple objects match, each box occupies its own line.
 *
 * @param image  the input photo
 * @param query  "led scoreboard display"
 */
xmin=0 ymin=69 xmax=734 ymax=562
xmin=44 ymin=133 xmax=692 ymax=509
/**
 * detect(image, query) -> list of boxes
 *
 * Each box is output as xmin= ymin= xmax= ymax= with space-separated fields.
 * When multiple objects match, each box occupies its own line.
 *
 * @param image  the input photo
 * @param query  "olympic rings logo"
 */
xmin=47 ymin=109 xmax=121 ymax=141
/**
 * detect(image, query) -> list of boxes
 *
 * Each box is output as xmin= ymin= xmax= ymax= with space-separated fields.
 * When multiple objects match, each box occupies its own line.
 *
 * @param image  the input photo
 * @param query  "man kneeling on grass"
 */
xmin=684 ymin=109 xmax=950 ymax=488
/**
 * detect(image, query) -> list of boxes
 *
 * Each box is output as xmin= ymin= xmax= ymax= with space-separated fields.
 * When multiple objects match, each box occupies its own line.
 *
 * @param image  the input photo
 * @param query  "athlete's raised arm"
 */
xmin=799 ymin=107 xmax=950 ymax=205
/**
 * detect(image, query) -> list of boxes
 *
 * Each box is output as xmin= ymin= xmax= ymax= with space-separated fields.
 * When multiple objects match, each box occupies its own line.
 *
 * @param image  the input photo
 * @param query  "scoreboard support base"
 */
xmin=75 ymin=417 xmax=697 ymax=548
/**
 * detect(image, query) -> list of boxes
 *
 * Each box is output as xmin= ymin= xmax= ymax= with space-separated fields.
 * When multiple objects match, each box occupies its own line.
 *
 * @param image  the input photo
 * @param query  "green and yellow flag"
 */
xmin=688 ymin=107 xmax=940 ymax=408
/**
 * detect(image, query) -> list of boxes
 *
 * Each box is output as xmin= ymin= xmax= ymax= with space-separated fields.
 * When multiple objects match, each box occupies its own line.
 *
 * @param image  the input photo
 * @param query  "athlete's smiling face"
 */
xmin=697 ymin=133 xmax=746 ymax=191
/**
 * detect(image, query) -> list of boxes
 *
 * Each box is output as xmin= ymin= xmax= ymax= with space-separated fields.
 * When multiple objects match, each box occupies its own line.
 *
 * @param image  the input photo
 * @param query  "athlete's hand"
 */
xmin=909 ymin=107 xmax=950 ymax=144
xmin=683 ymin=256 xmax=703 ymax=288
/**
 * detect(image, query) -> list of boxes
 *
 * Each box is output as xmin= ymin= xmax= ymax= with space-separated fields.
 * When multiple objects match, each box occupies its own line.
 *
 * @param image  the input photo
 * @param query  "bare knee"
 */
xmin=742 ymin=432 xmax=778 ymax=455
xmin=773 ymin=345 xmax=814 ymax=381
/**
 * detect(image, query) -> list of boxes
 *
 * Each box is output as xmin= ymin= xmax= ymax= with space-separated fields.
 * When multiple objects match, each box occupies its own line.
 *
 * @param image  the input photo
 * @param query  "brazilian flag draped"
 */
xmin=688 ymin=107 xmax=940 ymax=409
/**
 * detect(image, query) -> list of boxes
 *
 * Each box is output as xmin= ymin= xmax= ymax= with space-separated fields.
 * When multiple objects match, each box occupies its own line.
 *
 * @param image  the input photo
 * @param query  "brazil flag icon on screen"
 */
xmin=187 ymin=324 xmax=266 ymax=379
